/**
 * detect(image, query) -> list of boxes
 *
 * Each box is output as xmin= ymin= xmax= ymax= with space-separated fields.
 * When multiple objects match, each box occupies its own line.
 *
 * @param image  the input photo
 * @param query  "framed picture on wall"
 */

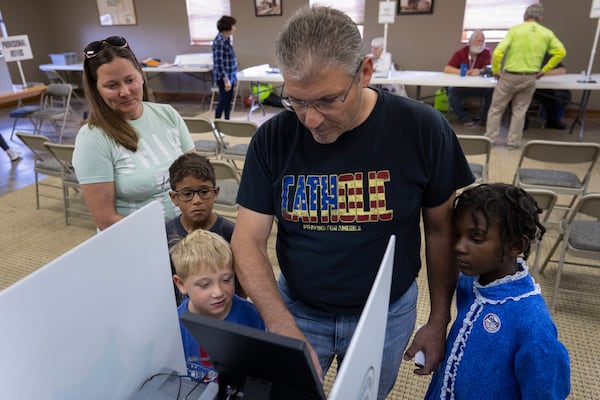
xmin=255 ymin=0 xmax=282 ymax=17
xmin=96 ymin=0 xmax=137 ymax=26
xmin=398 ymin=0 xmax=434 ymax=15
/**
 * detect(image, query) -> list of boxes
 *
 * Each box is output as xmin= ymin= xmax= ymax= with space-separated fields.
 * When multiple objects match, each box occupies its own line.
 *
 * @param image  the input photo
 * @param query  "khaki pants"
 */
xmin=485 ymin=72 xmax=537 ymax=147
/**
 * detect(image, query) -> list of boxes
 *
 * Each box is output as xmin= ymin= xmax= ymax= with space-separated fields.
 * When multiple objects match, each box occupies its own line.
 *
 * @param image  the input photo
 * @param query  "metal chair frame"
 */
xmin=513 ymin=140 xmax=600 ymax=218
xmin=456 ymin=134 xmax=492 ymax=187
xmin=538 ymin=193 xmax=600 ymax=312
xmin=210 ymin=159 xmax=241 ymax=216
xmin=183 ymin=117 xmax=222 ymax=158
xmin=15 ymin=132 xmax=63 ymax=209
xmin=43 ymin=142 xmax=90 ymax=225
xmin=212 ymin=119 xmax=258 ymax=171
xmin=33 ymin=83 xmax=74 ymax=143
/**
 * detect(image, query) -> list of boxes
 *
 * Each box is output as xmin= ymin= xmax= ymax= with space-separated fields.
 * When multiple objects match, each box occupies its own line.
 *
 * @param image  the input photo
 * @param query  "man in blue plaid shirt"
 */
xmin=212 ymin=15 xmax=238 ymax=120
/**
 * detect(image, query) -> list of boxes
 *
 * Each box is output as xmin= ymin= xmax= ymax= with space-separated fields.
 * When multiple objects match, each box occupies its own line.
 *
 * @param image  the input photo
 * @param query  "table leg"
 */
xmin=247 ymin=81 xmax=266 ymax=120
xmin=569 ymin=89 xmax=591 ymax=141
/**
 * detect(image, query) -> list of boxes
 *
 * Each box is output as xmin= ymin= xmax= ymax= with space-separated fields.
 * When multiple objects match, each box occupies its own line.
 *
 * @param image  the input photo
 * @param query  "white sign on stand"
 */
xmin=377 ymin=1 xmax=396 ymax=54
xmin=591 ymin=0 xmax=600 ymax=18
xmin=0 ymin=34 xmax=33 ymax=85
xmin=378 ymin=1 xmax=396 ymax=24
xmin=0 ymin=34 xmax=33 ymax=61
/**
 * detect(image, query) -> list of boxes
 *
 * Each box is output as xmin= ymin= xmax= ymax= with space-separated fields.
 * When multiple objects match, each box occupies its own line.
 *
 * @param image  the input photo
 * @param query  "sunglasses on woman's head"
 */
xmin=84 ymin=36 xmax=128 ymax=59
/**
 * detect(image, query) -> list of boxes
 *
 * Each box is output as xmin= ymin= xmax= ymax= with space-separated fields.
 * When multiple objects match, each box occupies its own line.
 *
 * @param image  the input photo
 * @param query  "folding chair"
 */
xmin=15 ymin=132 xmax=63 ymax=209
xmin=183 ymin=117 xmax=222 ymax=158
xmin=456 ymin=135 xmax=492 ymax=187
xmin=42 ymin=69 xmax=84 ymax=104
xmin=537 ymin=193 xmax=600 ymax=312
xmin=32 ymin=83 xmax=74 ymax=143
xmin=524 ymin=188 xmax=558 ymax=276
xmin=210 ymin=159 xmax=241 ymax=216
xmin=213 ymin=119 xmax=258 ymax=171
xmin=8 ymin=104 xmax=40 ymax=141
xmin=43 ymin=142 xmax=90 ymax=225
xmin=513 ymin=140 xmax=600 ymax=218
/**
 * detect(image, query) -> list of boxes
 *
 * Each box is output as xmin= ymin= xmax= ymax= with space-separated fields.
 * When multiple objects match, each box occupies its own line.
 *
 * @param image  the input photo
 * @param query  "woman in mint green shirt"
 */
xmin=73 ymin=36 xmax=195 ymax=230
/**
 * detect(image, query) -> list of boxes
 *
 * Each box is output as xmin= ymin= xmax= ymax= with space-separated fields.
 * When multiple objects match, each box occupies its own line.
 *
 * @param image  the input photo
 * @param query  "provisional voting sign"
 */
xmin=0 ymin=34 xmax=33 ymax=61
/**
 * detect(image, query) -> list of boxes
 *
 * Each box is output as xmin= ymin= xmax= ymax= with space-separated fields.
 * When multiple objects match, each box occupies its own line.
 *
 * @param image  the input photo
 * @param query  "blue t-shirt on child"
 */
xmin=177 ymin=295 xmax=265 ymax=381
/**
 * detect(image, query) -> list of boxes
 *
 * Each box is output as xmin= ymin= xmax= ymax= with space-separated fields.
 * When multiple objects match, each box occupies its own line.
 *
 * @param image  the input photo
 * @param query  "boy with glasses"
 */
xmin=231 ymin=6 xmax=474 ymax=399
xmin=166 ymin=153 xmax=237 ymax=303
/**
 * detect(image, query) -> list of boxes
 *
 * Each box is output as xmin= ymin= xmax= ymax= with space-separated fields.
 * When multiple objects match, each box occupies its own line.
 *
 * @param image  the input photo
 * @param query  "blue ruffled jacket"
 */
xmin=426 ymin=261 xmax=570 ymax=399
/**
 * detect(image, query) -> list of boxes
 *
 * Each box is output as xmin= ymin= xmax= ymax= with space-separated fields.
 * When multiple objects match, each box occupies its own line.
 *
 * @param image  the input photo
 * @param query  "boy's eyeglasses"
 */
xmin=280 ymin=59 xmax=363 ymax=114
xmin=172 ymin=187 xmax=216 ymax=202
xmin=84 ymin=36 xmax=128 ymax=59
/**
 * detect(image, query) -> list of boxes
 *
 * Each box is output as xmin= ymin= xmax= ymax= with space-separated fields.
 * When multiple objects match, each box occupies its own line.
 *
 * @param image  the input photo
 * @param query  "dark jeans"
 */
xmin=448 ymin=86 xmax=493 ymax=122
xmin=533 ymin=89 xmax=571 ymax=124
xmin=215 ymin=80 xmax=235 ymax=120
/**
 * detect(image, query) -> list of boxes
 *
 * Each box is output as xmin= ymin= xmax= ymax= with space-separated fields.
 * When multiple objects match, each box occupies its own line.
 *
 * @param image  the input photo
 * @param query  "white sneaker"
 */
xmin=7 ymin=150 xmax=22 ymax=161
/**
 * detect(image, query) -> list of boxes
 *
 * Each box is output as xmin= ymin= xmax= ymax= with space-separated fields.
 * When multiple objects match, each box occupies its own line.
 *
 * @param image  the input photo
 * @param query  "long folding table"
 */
xmin=237 ymin=65 xmax=600 ymax=140
xmin=39 ymin=62 xmax=212 ymax=102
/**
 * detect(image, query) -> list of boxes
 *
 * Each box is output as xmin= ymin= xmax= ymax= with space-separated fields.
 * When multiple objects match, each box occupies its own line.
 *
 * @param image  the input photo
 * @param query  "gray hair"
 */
xmin=524 ymin=3 xmax=544 ymax=21
xmin=371 ymin=37 xmax=385 ymax=49
xmin=468 ymin=30 xmax=485 ymax=45
xmin=275 ymin=6 xmax=364 ymax=80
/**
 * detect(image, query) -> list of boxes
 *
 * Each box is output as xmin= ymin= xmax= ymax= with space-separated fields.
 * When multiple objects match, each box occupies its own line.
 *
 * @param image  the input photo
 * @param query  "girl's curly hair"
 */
xmin=454 ymin=183 xmax=545 ymax=260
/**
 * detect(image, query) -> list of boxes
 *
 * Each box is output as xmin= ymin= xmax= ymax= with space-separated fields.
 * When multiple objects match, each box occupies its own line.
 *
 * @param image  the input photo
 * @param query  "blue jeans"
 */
xmin=278 ymin=275 xmax=418 ymax=400
xmin=215 ymin=80 xmax=234 ymax=120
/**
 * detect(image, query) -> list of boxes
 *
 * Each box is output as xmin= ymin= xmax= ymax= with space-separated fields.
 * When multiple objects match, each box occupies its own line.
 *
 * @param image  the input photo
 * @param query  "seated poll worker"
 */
xmin=443 ymin=30 xmax=493 ymax=126
xmin=230 ymin=6 xmax=474 ymax=400
xmin=369 ymin=37 xmax=407 ymax=96
xmin=370 ymin=37 xmax=393 ymax=77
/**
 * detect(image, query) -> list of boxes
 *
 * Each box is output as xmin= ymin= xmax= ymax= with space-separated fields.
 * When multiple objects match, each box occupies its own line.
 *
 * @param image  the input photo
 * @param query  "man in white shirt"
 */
xmin=369 ymin=37 xmax=407 ymax=96
xmin=371 ymin=37 xmax=393 ymax=77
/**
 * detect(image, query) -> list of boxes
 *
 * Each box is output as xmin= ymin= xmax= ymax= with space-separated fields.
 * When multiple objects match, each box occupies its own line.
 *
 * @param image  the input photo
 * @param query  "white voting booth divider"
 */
xmin=0 ymin=198 xmax=396 ymax=399
xmin=328 ymin=235 xmax=395 ymax=400
xmin=0 ymin=202 xmax=185 ymax=400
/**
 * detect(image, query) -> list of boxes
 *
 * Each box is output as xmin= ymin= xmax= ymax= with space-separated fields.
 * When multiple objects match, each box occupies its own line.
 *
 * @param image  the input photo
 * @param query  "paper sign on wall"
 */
xmin=592 ymin=0 xmax=600 ymax=18
xmin=379 ymin=1 xmax=396 ymax=24
xmin=0 ymin=34 xmax=33 ymax=61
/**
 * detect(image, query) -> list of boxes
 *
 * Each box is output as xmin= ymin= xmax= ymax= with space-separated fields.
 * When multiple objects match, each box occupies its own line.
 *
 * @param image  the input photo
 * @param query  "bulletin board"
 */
xmin=97 ymin=0 xmax=137 ymax=26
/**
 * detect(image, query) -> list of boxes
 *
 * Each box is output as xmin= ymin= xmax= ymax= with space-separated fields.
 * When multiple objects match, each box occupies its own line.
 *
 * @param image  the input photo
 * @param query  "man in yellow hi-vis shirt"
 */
xmin=484 ymin=3 xmax=566 ymax=149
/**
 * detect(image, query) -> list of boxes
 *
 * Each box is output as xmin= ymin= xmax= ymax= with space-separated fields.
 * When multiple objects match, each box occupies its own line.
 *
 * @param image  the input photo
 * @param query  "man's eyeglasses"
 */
xmin=280 ymin=59 xmax=363 ymax=114
xmin=84 ymin=36 xmax=128 ymax=59
xmin=172 ymin=187 xmax=217 ymax=202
